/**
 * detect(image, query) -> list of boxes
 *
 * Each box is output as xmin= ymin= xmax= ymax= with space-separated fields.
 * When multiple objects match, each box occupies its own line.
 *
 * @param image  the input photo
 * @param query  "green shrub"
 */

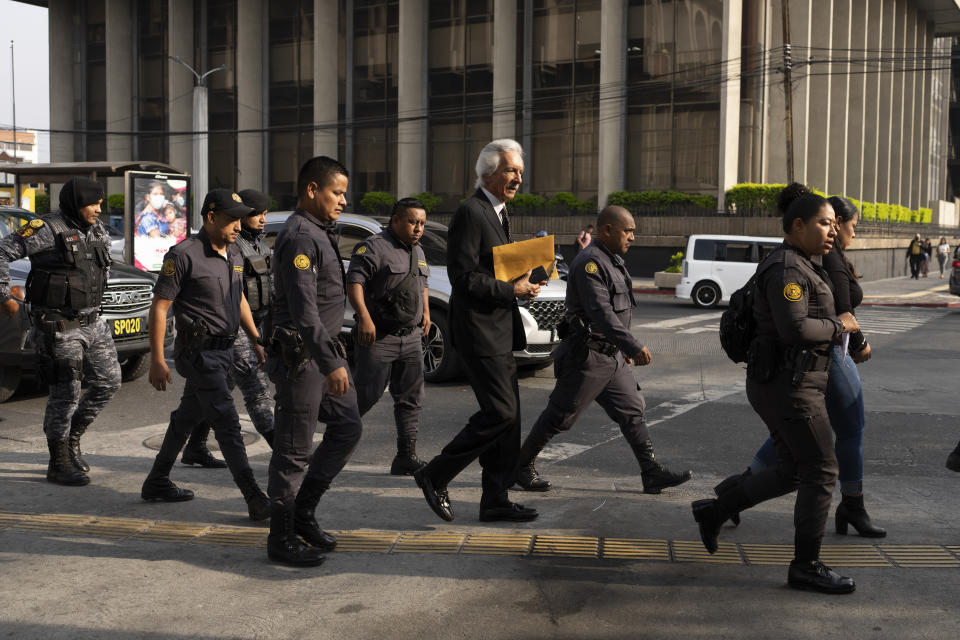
xmin=665 ymin=251 xmax=684 ymax=274
xmin=107 ymin=193 xmax=124 ymax=213
xmin=876 ymin=202 xmax=890 ymax=221
xmin=723 ymin=183 xmax=785 ymax=211
xmin=408 ymin=191 xmax=443 ymax=214
xmin=507 ymin=193 xmax=546 ymax=215
xmin=919 ymin=207 xmax=932 ymax=224
xmin=359 ymin=191 xmax=396 ymax=216
xmin=35 ymin=193 xmax=50 ymax=214
xmin=268 ymin=196 xmax=279 ymax=211
xmin=609 ymin=189 xmax=716 ymax=210
xmin=860 ymin=201 xmax=876 ymax=221
xmin=547 ymin=191 xmax=593 ymax=215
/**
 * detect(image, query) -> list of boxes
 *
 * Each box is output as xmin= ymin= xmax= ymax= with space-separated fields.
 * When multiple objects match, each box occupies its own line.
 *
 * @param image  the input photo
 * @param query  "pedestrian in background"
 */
xmin=347 ymin=197 xmax=431 ymax=475
xmin=936 ymin=237 xmax=950 ymax=278
xmin=575 ymin=224 xmax=593 ymax=253
xmin=717 ymin=196 xmax=885 ymax=539
xmin=691 ymin=183 xmax=861 ymax=594
xmin=921 ymin=237 xmax=932 ymax=277
xmin=907 ymin=233 xmax=923 ymax=279
xmin=0 ymin=178 xmax=121 ymax=486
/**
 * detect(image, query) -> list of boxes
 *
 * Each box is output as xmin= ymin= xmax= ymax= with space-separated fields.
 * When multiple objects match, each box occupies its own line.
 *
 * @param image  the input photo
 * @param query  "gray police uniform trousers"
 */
xmin=36 ymin=318 xmax=121 ymax=440
xmin=736 ymin=370 xmax=838 ymax=549
xmin=524 ymin=343 xmax=649 ymax=453
xmin=153 ymin=348 xmax=252 ymax=476
xmin=354 ymin=332 xmax=423 ymax=436
xmin=226 ymin=329 xmax=275 ymax=437
xmin=266 ymin=357 xmax=363 ymax=502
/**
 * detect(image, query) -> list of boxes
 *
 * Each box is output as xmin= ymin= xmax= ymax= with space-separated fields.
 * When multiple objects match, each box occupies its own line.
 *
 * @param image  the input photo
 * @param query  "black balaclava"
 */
xmin=59 ymin=178 xmax=104 ymax=228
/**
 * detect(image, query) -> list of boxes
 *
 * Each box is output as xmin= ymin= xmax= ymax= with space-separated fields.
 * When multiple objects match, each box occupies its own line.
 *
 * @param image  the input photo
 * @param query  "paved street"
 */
xmin=1 ymin=278 xmax=959 ymax=639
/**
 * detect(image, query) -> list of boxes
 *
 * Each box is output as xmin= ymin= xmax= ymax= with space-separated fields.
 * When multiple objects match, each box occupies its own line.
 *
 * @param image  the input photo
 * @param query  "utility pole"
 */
xmin=10 ymin=41 xmax=19 ymax=208
xmin=168 ymin=55 xmax=227 ymax=230
xmin=781 ymin=0 xmax=795 ymax=183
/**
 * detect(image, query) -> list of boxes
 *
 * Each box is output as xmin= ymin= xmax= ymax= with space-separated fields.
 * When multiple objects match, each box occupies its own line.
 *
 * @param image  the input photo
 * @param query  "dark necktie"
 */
xmin=500 ymin=206 xmax=511 ymax=242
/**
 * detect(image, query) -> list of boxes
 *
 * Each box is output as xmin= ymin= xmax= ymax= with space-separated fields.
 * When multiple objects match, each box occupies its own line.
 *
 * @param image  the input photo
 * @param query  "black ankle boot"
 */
xmin=630 ymin=440 xmax=692 ymax=494
xmin=181 ymin=424 xmax=227 ymax=468
xmin=67 ymin=417 xmax=91 ymax=473
xmin=268 ymin=502 xmax=326 ymax=566
xmin=294 ymin=481 xmax=337 ymax=550
xmin=46 ymin=439 xmax=89 ymax=486
xmin=234 ymin=468 xmax=270 ymax=521
xmin=141 ymin=456 xmax=194 ymax=502
xmin=787 ymin=560 xmax=856 ymax=594
xmin=835 ymin=494 xmax=886 ymax=538
xmin=713 ymin=468 xmax=751 ymax=526
xmin=516 ymin=462 xmax=552 ymax=491
xmin=946 ymin=442 xmax=960 ymax=472
xmin=691 ymin=499 xmax=723 ymax=554
xmin=390 ymin=435 xmax=426 ymax=476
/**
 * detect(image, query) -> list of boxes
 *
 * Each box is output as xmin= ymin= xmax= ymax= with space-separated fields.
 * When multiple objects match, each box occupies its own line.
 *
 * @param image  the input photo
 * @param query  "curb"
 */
xmin=633 ymin=288 xmax=675 ymax=296
xmin=861 ymin=301 xmax=960 ymax=308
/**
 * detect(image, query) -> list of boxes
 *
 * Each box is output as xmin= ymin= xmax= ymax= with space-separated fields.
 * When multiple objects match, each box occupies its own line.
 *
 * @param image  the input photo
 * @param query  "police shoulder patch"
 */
xmin=232 ymin=193 xmax=242 ymax=202
xmin=233 ymin=265 xmax=243 ymax=273
xmin=17 ymin=224 xmax=34 ymax=238
xmin=783 ymin=282 xmax=803 ymax=301
xmin=293 ymin=254 xmax=311 ymax=270
xmin=584 ymin=261 xmax=598 ymax=275
xmin=354 ymin=245 xmax=367 ymax=256
xmin=161 ymin=259 xmax=176 ymax=276
xmin=29 ymin=219 xmax=44 ymax=228
xmin=418 ymin=260 xmax=428 ymax=268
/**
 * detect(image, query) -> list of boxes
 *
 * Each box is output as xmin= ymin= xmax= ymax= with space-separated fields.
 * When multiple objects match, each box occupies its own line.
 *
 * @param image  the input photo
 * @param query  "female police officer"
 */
xmin=691 ymin=183 xmax=861 ymax=594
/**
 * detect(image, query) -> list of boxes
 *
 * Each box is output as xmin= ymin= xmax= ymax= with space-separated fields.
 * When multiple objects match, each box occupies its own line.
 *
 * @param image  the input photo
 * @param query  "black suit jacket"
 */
xmin=446 ymin=189 xmax=526 ymax=357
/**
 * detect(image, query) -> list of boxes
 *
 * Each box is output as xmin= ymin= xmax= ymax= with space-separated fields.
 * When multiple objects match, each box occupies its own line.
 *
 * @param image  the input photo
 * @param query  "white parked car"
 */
xmin=675 ymin=234 xmax=783 ymax=308
xmin=264 ymin=211 xmax=566 ymax=382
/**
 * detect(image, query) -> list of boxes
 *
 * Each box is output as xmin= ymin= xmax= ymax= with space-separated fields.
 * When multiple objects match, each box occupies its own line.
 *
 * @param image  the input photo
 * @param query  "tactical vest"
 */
xmin=236 ymin=233 xmax=271 ymax=312
xmin=369 ymin=245 xmax=421 ymax=334
xmin=26 ymin=213 xmax=110 ymax=313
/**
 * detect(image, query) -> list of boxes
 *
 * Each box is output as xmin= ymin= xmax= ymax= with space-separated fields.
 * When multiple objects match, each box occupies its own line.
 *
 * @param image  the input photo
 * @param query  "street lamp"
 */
xmin=168 ymin=55 xmax=227 ymax=230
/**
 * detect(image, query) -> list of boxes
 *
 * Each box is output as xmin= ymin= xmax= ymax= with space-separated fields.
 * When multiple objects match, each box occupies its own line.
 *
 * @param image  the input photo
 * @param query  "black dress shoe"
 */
xmin=181 ymin=446 xmax=227 ymax=468
xmin=413 ymin=468 xmax=454 ymax=522
xmin=479 ymin=502 xmax=538 ymax=522
xmin=946 ymin=445 xmax=960 ymax=472
xmin=641 ymin=466 xmax=692 ymax=494
xmin=515 ymin=464 xmax=552 ymax=492
xmin=787 ymin=560 xmax=856 ymax=594
xmin=691 ymin=499 xmax=722 ymax=554
xmin=141 ymin=479 xmax=195 ymax=502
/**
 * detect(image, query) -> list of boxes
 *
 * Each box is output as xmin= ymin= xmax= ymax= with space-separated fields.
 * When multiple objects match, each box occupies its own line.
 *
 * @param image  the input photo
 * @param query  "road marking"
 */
xmin=638 ymin=311 xmax=724 ymax=329
xmin=538 ymin=386 xmax=743 ymax=463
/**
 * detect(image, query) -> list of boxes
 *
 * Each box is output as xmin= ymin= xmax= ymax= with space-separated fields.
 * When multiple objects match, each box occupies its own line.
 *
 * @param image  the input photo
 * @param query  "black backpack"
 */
xmin=719 ymin=273 xmax=760 ymax=364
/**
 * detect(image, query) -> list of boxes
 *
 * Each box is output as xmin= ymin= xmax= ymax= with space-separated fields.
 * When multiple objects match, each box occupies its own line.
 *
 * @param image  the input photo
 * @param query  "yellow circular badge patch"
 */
xmin=18 ymin=227 xmax=34 ymax=238
xmin=783 ymin=283 xmax=803 ymax=301
xmin=584 ymin=261 xmax=598 ymax=275
xmin=29 ymin=219 xmax=44 ymax=228
xmin=161 ymin=259 xmax=176 ymax=276
xmin=355 ymin=245 xmax=367 ymax=256
xmin=294 ymin=254 xmax=311 ymax=270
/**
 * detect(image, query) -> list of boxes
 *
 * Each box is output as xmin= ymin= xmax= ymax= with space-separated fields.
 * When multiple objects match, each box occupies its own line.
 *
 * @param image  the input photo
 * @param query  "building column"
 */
xmin=236 ymin=0 xmax=263 ymax=190
xmin=105 ymin=0 xmax=133 ymax=195
xmin=48 ymin=0 xmax=74 ymax=166
xmin=827 ymin=0 xmax=849 ymax=195
xmin=397 ymin=0 xmax=427 ymax=197
xmin=492 ymin=0 xmax=517 ymax=140
xmin=167 ymin=0 xmax=194 ymax=177
xmin=314 ymin=0 xmax=339 ymax=160
xmin=598 ymin=0 xmax=625 ymax=209
xmin=717 ymin=0 xmax=742 ymax=210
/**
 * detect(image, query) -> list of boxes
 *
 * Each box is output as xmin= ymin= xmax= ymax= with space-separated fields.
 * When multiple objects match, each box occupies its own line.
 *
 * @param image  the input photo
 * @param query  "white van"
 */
xmin=675 ymin=234 xmax=783 ymax=308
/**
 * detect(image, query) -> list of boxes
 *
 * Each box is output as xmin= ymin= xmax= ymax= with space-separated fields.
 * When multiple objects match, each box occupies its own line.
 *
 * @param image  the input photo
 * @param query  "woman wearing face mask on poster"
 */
xmin=137 ymin=182 xmax=169 ymax=239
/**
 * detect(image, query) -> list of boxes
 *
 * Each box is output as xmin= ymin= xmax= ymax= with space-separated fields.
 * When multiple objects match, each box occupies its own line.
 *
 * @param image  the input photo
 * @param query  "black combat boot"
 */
xmin=67 ymin=417 xmax=91 ymax=473
xmin=141 ymin=456 xmax=194 ymax=502
xmin=294 ymin=480 xmax=337 ymax=551
xmin=234 ymin=468 xmax=270 ymax=521
xmin=181 ymin=424 xmax=227 ymax=468
xmin=267 ymin=502 xmax=326 ymax=566
xmin=835 ymin=494 xmax=886 ymax=538
xmin=515 ymin=463 xmax=552 ymax=491
xmin=712 ymin=468 xmax=752 ymax=526
xmin=946 ymin=441 xmax=960 ymax=472
xmin=515 ymin=421 xmax=555 ymax=491
xmin=390 ymin=435 xmax=426 ymax=476
xmin=788 ymin=537 xmax=855 ymax=594
xmin=46 ymin=439 xmax=90 ymax=486
xmin=630 ymin=440 xmax=692 ymax=494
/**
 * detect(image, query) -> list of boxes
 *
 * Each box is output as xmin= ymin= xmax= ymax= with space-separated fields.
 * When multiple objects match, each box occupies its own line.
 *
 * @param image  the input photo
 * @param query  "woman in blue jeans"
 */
xmin=718 ymin=196 xmax=885 ymax=538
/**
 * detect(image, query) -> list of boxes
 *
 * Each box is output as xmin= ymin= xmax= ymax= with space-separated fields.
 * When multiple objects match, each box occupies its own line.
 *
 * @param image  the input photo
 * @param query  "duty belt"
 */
xmin=779 ymin=346 xmax=832 ymax=372
xmin=197 ymin=333 xmax=237 ymax=351
xmin=585 ymin=336 xmax=619 ymax=357
xmin=37 ymin=310 xmax=101 ymax=332
xmin=380 ymin=325 xmax=419 ymax=339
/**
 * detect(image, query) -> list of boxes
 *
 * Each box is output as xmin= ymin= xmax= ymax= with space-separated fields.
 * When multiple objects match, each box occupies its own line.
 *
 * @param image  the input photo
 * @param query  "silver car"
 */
xmin=263 ymin=211 xmax=566 ymax=382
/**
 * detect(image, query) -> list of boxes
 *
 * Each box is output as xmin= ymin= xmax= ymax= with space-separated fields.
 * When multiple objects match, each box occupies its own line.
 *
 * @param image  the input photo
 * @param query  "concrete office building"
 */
xmin=39 ymin=0 xmax=960 ymax=213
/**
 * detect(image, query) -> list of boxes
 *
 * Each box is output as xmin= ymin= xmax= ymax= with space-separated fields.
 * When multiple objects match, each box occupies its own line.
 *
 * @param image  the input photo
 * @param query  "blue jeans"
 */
xmin=751 ymin=345 xmax=865 ymax=494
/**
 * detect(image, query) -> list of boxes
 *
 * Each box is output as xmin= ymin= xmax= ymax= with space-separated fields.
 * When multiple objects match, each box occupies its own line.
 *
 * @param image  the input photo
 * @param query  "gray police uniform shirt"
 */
xmin=753 ymin=243 xmax=841 ymax=346
xmin=271 ymin=208 xmax=346 ymax=375
xmin=567 ymin=243 xmax=644 ymax=356
xmin=153 ymin=228 xmax=244 ymax=337
xmin=345 ymin=228 xmax=429 ymax=330
xmin=0 ymin=214 xmax=111 ymax=314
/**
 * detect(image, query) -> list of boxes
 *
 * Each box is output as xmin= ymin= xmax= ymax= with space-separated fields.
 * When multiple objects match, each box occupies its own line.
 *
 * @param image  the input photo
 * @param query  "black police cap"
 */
xmin=202 ymin=189 xmax=255 ymax=219
xmin=237 ymin=189 xmax=270 ymax=214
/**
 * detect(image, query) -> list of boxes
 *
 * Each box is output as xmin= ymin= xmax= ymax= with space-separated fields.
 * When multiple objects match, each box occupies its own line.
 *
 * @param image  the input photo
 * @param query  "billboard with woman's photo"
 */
xmin=125 ymin=171 xmax=191 ymax=272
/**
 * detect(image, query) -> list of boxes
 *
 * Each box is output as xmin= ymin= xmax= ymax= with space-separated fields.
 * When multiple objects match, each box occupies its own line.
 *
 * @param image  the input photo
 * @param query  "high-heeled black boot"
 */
xmin=835 ymin=494 xmax=886 ymax=538
xmin=712 ymin=467 xmax=751 ymax=526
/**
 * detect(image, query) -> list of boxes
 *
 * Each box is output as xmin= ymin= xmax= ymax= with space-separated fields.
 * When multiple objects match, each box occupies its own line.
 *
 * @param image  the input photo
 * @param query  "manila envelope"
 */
xmin=492 ymin=235 xmax=559 ymax=282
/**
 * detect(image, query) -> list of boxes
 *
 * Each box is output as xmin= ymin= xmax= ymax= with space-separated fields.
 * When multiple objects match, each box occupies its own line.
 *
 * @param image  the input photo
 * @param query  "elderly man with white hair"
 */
xmin=414 ymin=139 xmax=544 ymax=523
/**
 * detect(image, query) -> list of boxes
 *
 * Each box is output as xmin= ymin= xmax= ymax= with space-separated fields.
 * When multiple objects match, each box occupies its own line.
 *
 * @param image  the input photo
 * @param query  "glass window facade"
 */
xmin=85 ymin=0 xmax=107 ymax=162
xmin=137 ymin=0 xmax=168 ymax=163
xmin=626 ymin=0 xmax=722 ymax=193
xmin=428 ymin=0 xmax=494 ymax=208
xmin=268 ymin=0 xmax=315 ymax=208
xmin=199 ymin=0 xmax=238 ymax=190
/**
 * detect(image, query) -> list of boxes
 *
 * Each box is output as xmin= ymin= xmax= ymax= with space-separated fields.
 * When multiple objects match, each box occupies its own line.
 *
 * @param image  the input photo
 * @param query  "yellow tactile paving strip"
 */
xmin=1 ymin=511 xmax=959 ymax=568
